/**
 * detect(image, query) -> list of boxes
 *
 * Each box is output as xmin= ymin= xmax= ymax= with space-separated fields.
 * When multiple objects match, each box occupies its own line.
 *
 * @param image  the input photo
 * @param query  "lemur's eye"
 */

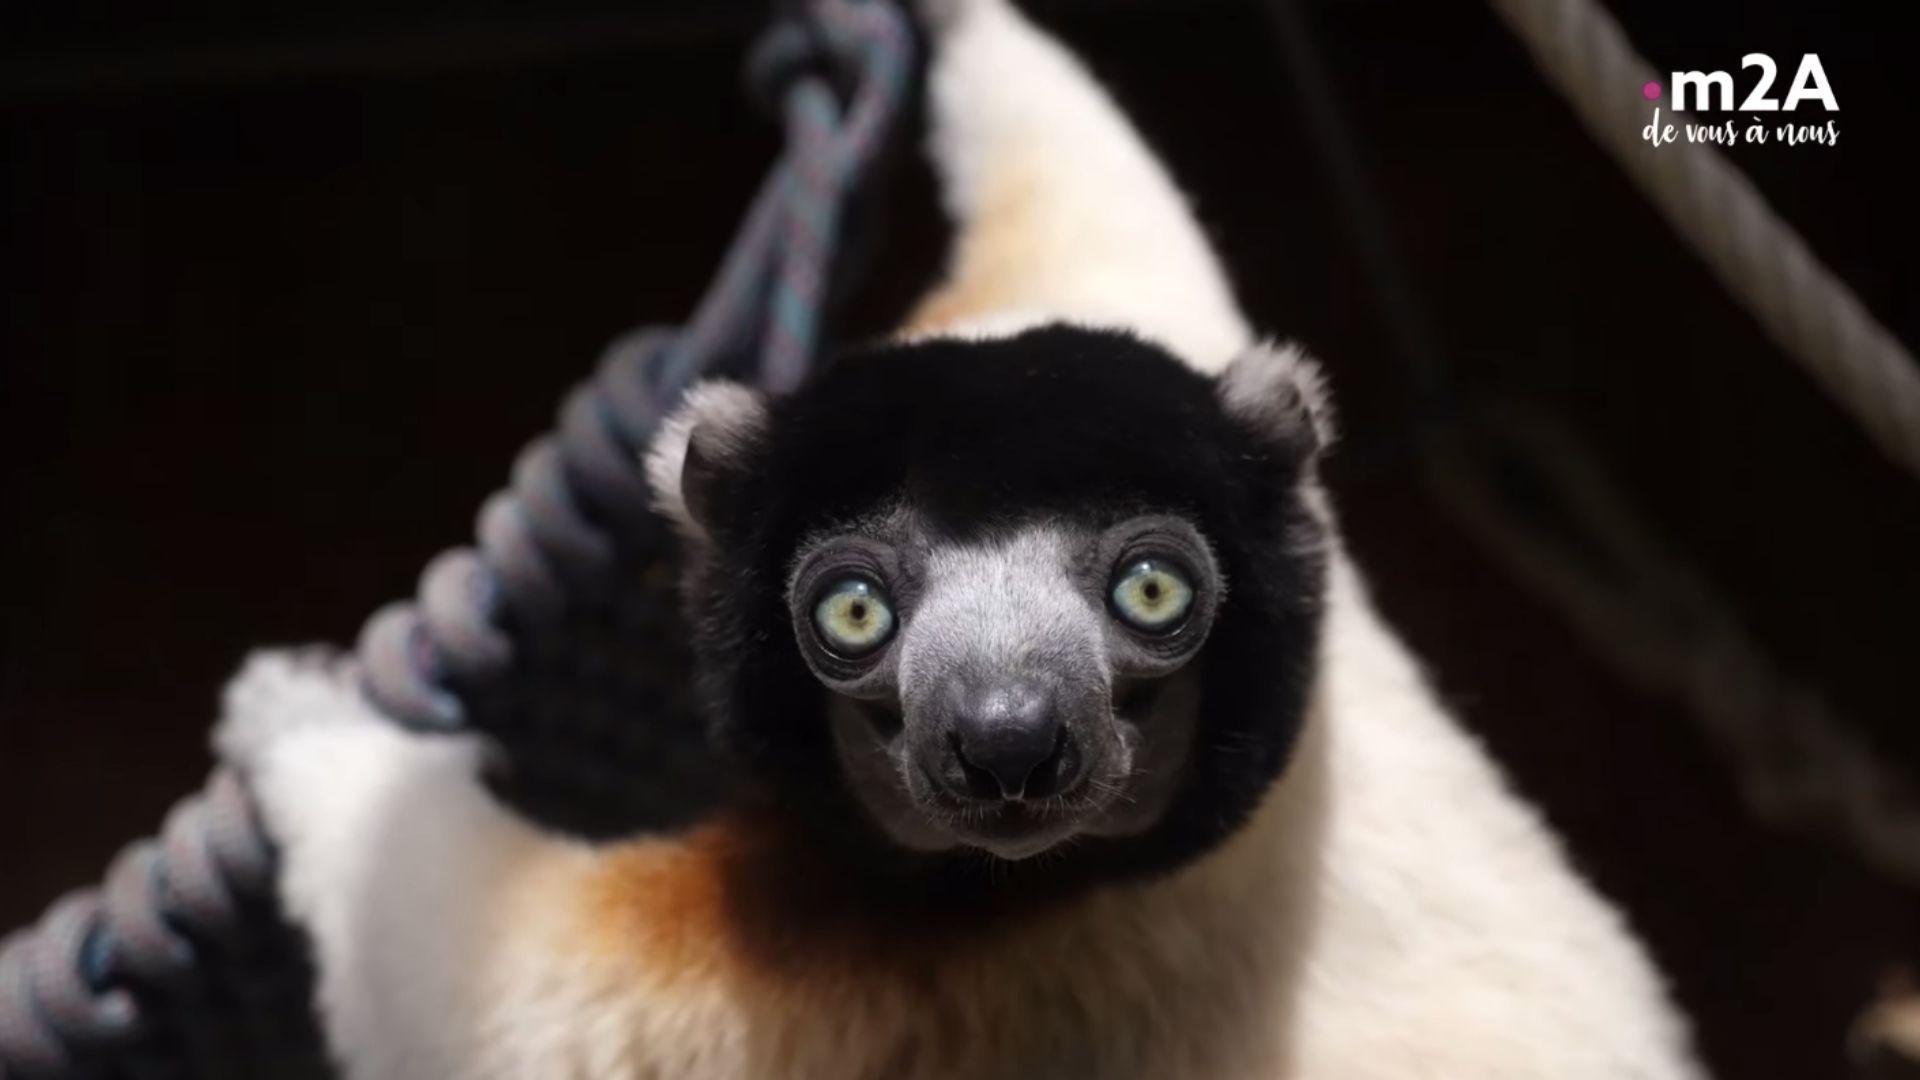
xmin=811 ymin=577 xmax=897 ymax=658
xmin=1109 ymin=558 xmax=1195 ymax=634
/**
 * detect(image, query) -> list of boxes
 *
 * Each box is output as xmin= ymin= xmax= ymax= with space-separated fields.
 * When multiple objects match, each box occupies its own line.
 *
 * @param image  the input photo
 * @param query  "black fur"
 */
xmin=682 ymin=326 xmax=1327 ymax=909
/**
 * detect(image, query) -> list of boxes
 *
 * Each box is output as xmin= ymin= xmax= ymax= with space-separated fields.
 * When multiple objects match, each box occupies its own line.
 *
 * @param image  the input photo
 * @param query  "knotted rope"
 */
xmin=0 ymin=772 xmax=331 ymax=1079
xmin=0 ymin=3 xmax=913 ymax=1074
xmin=1486 ymin=0 xmax=1920 ymax=482
xmin=359 ymin=0 xmax=910 ymax=735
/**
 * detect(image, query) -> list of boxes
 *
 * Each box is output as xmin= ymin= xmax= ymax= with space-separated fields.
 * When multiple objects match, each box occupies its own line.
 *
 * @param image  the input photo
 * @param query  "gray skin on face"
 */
xmin=788 ymin=508 xmax=1223 ymax=861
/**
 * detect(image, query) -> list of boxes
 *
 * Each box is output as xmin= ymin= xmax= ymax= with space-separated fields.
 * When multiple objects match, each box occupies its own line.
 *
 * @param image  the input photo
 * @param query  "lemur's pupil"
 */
xmin=1144 ymin=582 xmax=1162 ymax=601
xmin=850 ymin=602 xmax=868 ymax=621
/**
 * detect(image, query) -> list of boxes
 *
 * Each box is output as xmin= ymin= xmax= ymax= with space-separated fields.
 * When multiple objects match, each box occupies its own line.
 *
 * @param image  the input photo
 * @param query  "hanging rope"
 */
xmin=1432 ymin=407 xmax=1920 ymax=891
xmin=1484 ymin=0 xmax=1920 ymax=482
xmin=0 ymin=2 xmax=914 ymax=1075
xmin=1473 ymin=0 xmax=1920 ymax=887
xmin=0 ymin=770 xmax=332 ymax=1079
xmin=1264 ymin=0 xmax=1920 ymax=899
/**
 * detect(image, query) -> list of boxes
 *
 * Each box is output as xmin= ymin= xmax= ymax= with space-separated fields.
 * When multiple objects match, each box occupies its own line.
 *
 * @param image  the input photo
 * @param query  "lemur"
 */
xmin=217 ymin=1 xmax=1708 ymax=1076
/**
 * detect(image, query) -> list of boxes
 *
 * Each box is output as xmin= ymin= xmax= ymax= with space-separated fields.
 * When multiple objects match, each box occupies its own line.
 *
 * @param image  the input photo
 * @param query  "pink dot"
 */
xmin=1642 ymin=80 xmax=1663 ymax=101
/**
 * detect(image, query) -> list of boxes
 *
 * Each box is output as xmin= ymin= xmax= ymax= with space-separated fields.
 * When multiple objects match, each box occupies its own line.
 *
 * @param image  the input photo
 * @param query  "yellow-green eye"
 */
xmin=1109 ymin=558 xmax=1195 ymax=634
xmin=811 ymin=577 xmax=896 ymax=657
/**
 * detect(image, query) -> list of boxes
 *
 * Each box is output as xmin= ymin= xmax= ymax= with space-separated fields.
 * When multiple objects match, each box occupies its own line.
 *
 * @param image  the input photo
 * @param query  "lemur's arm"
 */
xmin=904 ymin=0 xmax=1254 ymax=368
xmin=216 ymin=652 xmax=583 ymax=1077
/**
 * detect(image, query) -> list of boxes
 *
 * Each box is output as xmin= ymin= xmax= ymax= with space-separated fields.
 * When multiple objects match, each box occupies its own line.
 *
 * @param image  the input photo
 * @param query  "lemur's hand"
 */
xmin=213 ymin=647 xmax=493 ymax=843
xmin=214 ymin=647 xmax=369 ymax=770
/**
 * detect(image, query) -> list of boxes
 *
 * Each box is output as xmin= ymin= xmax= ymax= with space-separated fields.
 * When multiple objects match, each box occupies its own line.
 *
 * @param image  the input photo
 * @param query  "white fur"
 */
xmin=1290 ymin=560 xmax=1699 ymax=1077
xmin=903 ymin=0 xmax=1252 ymax=369
xmin=216 ymin=652 xmax=577 ymax=1078
xmin=643 ymin=379 xmax=768 ymax=540
xmin=1853 ymin=989 xmax=1920 ymax=1065
xmin=1217 ymin=339 xmax=1337 ymax=451
xmin=218 ymin=1 xmax=1706 ymax=1075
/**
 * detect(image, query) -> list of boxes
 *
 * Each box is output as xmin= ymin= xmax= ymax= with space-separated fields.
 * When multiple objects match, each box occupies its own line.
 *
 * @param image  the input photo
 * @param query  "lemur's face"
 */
xmin=653 ymin=327 xmax=1331 ymax=885
xmin=786 ymin=508 xmax=1222 ymax=860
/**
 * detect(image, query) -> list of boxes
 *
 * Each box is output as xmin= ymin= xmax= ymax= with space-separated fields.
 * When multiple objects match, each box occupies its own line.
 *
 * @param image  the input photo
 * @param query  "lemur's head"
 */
xmin=650 ymin=326 xmax=1331 ymax=893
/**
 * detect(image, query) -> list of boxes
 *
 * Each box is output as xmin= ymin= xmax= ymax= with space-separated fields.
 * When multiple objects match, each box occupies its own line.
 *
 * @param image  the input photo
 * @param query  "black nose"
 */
xmin=946 ymin=681 xmax=1081 ymax=800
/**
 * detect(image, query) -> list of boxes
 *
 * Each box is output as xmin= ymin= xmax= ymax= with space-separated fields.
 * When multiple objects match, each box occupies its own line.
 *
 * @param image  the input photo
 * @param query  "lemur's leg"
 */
xmin=904 ymin=0 xmax=1253 ymax=371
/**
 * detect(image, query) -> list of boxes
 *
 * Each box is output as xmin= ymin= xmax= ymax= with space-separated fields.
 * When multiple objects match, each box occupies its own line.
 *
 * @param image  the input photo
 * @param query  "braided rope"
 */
xmin=1485 ymin=0 xmax=1920 ymax=481
xmin=359 ymin=0 xmax=912 ymax=731
xmin=0 ymin=2 xmax=914 ymax=1075
xmin=0 ymin=770 xmax=287 ymax=1077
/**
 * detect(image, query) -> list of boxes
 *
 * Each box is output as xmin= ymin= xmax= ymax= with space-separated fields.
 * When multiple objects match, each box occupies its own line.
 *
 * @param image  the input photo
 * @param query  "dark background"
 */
xmin=3 ymin=2 xmax=1915 ymax=1077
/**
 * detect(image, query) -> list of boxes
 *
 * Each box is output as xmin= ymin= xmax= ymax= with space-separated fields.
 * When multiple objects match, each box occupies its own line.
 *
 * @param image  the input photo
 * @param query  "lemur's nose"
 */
xmin=946 ymin=680 xmax=1080 ymax=800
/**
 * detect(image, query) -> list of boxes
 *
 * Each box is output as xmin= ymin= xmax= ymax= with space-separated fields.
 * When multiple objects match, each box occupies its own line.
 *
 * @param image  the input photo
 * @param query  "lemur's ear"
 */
xmin=1214 ymin=341 xmax=1335 ymax=459
xmin=646 ymin=380 xmax=771 ymax=543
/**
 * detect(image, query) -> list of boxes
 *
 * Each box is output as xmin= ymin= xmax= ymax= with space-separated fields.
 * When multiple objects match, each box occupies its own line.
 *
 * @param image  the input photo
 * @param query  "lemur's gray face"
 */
xmin=653 ymin=328 xmax=1333 ymax=879
xmin=787 ymin=509 xmax=1222 ymax=860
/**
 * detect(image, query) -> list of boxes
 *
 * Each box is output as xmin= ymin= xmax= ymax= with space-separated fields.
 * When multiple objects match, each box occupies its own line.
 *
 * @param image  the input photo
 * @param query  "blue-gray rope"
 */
xmin=0 ymin=2 xmax=914 ymax=1075
xmin=0 ymin=771 xmax=329 ymax=1079
xmin=358 ymin=0 xmax=911 ymax=733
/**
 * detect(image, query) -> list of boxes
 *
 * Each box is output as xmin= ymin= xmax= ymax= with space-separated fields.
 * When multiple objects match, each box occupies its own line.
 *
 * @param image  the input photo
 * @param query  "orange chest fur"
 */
xmin=559 ymin=817 xmax=1289 ymax=1080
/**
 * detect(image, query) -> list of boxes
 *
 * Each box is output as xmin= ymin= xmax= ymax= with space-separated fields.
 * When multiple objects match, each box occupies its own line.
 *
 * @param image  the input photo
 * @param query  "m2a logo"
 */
xmin=1671 ymin=54 xmax=1839 ymax=112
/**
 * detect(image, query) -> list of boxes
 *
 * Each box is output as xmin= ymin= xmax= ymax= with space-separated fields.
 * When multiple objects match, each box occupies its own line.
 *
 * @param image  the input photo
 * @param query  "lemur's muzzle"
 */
xmin=930 ymin=673 xmax=1090 ymax=801
xmin=917 ymin=661 xmax=1113 ymax=803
